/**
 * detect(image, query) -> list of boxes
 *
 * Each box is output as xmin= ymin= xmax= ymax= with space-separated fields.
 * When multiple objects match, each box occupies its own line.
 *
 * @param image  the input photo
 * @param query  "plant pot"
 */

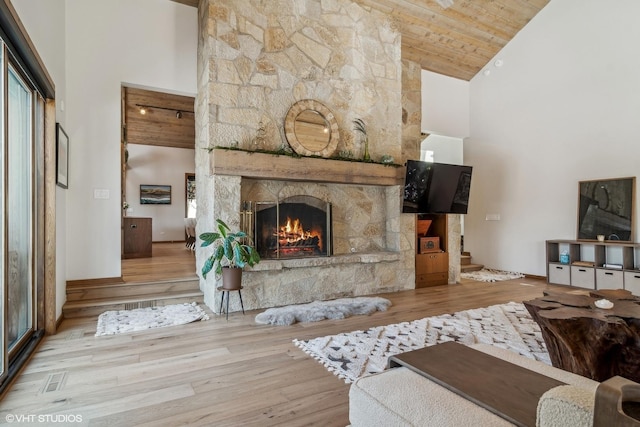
xmin=221 ymin=267 xmax=243 ymax=290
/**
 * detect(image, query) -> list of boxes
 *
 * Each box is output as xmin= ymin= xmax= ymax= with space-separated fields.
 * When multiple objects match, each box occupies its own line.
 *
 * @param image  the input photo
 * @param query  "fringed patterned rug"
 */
xmin=293 ymin=302 xmax=548 ymax=383
xmin=460 ymin=268 xmax=526 ymax=282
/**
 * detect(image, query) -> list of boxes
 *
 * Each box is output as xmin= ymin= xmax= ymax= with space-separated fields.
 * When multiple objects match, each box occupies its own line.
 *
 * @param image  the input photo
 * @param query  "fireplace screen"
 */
xmin=254 ymin=196 xmax=331 ymax=259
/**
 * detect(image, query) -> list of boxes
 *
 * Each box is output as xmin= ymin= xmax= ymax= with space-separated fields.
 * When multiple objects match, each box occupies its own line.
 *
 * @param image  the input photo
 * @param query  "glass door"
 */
xmin=0 ymin=45 xmax=4 ymax=381
xmin=6 ymin=63 xmax=34 ymax=356
xmin=0 ymin=8 xmax=50 ymax=392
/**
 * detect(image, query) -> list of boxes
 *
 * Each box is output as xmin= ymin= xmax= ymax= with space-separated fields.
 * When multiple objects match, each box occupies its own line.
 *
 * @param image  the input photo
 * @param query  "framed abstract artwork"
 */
xmin=56 ymin=123 xmax=69 ymax=189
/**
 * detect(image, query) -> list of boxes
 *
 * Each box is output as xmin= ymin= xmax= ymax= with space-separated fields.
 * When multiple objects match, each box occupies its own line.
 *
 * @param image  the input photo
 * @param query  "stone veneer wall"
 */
xmin=196 ymin=0 xmax=418 ymax=312
xmin=202 ymin=0 xmax=401 ymax=159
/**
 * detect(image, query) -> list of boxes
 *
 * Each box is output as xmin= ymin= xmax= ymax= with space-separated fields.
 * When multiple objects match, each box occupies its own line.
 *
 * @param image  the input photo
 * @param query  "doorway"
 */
xmin=121 ymin=85 xmax=196 ymax=282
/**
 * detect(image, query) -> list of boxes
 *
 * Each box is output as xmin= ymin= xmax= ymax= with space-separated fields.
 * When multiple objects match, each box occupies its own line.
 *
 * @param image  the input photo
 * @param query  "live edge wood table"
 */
xmin=388 ymin=342 xmax=565 ymax=427
xmin=524 ymin=289 xmax=640 ymax=383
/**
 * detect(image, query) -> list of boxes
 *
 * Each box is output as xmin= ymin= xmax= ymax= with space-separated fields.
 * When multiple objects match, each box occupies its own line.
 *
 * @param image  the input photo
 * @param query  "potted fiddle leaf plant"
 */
xmin=200 ymin=219 xmax=261 ymax=290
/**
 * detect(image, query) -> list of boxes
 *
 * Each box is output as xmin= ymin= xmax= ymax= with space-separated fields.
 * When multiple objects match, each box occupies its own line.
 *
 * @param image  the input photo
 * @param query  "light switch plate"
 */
xmin=94 ymin=189 xmax=110 ymax=199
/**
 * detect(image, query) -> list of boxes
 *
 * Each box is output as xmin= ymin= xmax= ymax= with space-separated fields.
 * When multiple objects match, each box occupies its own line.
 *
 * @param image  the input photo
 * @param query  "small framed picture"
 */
xmin=56 ymin=123 xmax=69 ymax=189
xmin=140 ymin=184 xmax=172 ymax=205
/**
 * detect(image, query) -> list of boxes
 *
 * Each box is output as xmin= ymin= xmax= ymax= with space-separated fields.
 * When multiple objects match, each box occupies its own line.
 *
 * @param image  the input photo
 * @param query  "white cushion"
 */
xmin=350 ymin=366 xmax=513 ymax=427
xmin=349 ymin=343 xmax=599 ymax=427
xmin=536 ymin=385 xmax=595 ymax=427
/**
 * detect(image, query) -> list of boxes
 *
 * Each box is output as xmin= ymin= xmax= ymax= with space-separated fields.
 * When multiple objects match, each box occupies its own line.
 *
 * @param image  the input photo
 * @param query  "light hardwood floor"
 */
xmin=0 ymin=277 xmax=561 ymax=426
xmin=121 ymin=242 xmax=197 ymax=283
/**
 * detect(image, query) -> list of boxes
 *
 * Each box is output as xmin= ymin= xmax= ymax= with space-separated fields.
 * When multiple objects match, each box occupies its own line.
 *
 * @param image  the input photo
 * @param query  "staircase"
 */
xmin=63 ymin=277 xmax=204 ymax=318
xmin=461 ymin=251 xmax=484 ymax=273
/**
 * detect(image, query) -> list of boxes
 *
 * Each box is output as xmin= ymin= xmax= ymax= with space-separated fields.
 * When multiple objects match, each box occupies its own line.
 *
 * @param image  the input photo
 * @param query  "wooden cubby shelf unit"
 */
xmin=546 ymin=239 xmax=640 ymax=294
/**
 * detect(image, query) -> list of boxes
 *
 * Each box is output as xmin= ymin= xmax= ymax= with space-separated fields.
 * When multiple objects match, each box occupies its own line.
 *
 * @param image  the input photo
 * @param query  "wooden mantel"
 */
xmin=210 ymin=149 xmax=404 ymax=186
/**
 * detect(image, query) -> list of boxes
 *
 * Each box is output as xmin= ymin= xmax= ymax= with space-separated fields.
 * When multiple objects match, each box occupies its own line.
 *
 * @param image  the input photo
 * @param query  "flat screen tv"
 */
xmin=402 ymin=160 xmax=473 ymax=214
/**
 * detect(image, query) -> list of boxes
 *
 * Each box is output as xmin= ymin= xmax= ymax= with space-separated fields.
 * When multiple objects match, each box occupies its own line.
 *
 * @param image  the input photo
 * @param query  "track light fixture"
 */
xmin=135 ymin=104 xmax=194 ymax=118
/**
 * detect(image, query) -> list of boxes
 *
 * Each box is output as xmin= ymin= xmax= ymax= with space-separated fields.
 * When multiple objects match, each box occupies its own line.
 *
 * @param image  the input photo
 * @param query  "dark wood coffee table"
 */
xmin=524 ymin=289 xmax=640 ymax=383
xmin=388 ymin=342 xmax=564 ymax=427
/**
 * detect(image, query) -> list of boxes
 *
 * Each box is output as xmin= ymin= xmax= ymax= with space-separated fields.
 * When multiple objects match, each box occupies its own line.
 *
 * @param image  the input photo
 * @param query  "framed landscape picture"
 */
xmin=140 ymin=184 xmax=171 ymax=205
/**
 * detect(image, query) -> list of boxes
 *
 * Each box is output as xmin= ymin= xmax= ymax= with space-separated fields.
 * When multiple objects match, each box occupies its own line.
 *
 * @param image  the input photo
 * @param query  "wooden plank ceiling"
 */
xmin=123 ymin=86 xmax=195 ymax=149
xmin=171 ymin=0 xmax=549 ymax=81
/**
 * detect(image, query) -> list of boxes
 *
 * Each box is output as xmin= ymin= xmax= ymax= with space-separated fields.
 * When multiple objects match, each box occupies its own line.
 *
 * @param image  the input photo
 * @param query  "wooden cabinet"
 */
xmin=415 ymin=215 xmax=448 ymax=288
xmin=416 ymin=252 xmax=448 ymax=287
xmin=123 ymin=217 xmax=152 ymax=259
xmin=546 ymin=239 xmax=640 ymax=293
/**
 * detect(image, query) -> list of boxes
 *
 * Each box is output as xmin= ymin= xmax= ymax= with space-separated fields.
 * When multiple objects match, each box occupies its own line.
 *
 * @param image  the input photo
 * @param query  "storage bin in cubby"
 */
xmin=624 ymin=271 xmax=640 ymax=295
xmin=570 ymin=266 xmax=595 ymax=289
xmin=548 ymin=263 xmax=570 ymax=285
xmin=596 ymin=268 xmax=624 ymax=290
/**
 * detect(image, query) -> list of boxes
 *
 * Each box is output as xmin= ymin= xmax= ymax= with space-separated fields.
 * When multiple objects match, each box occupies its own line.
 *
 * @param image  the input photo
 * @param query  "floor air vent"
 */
xmin=124 ymin=301 xmax=157 ymax=310
xmin=42 ymin=371 xmax=67 ymax=393
xmin=66 ymin=330 xmax=84 ymax=340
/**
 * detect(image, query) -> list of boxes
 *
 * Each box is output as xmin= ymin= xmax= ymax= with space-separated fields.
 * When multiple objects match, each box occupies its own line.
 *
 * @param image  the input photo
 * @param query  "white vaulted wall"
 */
xmin=421 ymin=70 xmax=469 ymax=139
xmin=63 ymin=1 xmax=197 ymax=281
xmin=465 ymin=0 xmax=640 ymax=275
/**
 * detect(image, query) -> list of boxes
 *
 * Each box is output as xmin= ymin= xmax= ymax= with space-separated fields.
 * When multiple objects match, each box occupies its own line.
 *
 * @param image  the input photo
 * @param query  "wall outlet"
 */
xmin=485 ymin=213 xmax=501 ymax=221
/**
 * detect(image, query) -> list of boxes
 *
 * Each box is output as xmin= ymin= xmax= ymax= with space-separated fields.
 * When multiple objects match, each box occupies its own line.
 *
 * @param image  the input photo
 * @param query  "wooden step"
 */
xmin=62 ymin=290 xmax=204 ymax=319
xmin=461 ymin=263 xmax=484 ymax=273
xmin=66 ymin=277 xmax=200 ymax=302
xmin=461 ymin=254 xmax=472 ymax=266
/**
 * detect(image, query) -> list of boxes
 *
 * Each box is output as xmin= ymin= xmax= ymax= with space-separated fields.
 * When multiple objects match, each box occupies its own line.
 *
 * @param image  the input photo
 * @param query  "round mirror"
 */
xmin=284 ymin=100 xmax=339 ymax=157
xmin=294 ymin=110 xmax=330 ymax=152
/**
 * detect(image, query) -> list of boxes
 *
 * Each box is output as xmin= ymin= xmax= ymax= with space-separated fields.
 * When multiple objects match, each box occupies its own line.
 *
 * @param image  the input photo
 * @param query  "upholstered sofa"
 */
xmin=349 ymin=343 xmax=638 ymax=427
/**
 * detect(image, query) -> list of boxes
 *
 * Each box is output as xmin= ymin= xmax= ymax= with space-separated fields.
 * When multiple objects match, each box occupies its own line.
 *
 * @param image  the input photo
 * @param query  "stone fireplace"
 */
xmin=254 ymin=195 xmax=332 ymax=259
xmin=196 ymin=151 xmax=415 ymax=312
xmin=194 ymin=0 xmax=453 ymax=314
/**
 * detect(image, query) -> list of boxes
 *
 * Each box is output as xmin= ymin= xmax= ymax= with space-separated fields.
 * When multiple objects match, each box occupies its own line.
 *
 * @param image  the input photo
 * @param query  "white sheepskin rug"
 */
xmin=461 ymin=268 xmax=525 ymax=282
xmin=254 ymin=297 xmax=392 ymax=326
xmin=95 ymin=302 xmax=209 ymax=336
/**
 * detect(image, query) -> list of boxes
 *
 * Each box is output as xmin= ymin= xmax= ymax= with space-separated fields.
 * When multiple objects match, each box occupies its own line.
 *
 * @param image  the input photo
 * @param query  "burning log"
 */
xmin=281 ymin=236 xmax=319 ymax=248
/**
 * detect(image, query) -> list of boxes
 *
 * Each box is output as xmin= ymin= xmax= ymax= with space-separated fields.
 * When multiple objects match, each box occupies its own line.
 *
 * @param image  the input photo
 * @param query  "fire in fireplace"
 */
xmin=254 ymin=196 xmax=331 ymax=259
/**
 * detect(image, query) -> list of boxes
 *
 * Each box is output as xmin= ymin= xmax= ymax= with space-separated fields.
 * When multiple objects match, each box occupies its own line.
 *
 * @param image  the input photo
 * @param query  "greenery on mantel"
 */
xmin=204 ymin=145 xmax=402 ymax=167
